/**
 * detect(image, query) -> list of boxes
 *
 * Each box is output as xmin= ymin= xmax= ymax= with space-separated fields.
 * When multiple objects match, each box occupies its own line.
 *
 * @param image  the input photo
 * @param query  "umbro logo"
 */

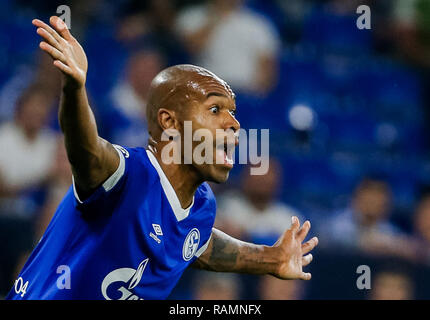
xmin=152 ymin=224 xmax=163 ymax=236
xmin=150 ymin=224 xmax=163 ymax=244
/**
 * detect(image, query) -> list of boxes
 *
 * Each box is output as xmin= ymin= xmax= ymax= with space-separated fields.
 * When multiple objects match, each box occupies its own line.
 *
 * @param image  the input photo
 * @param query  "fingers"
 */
xmin=33 ymin=16 xmax=73 ymax=47
xmin=290 ymin=216 xmax=300 ymax=232
xmin=33 ymin=17 xmax=74 ymax=71
xmin=302 ymin=253 xmax=313 ymax=267
xmin=49 ymin=16 xmax=72 ymax=41
xmin=36 ymin=27 xmax=62 ymax=51
xmin=32 ymin=19 xmax=66 ymax=46
xmin=39 ymin=41 xmax=66 ymax=63
xmin=302 ymin=237 xmax=319 ymax=255
xmin=300 ymin=272 xmax=312 ymax=281
xmin=39 ymin=42 xmax=72 ymax=76
xmin=296 ymin=220 xmax=311 ymax=242
xmin=53 ymin=60 xmax=73 ymax=75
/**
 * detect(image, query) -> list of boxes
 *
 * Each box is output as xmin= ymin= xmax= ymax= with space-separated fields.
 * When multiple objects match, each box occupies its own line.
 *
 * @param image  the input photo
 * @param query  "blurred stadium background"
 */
xmin=1 ymin=0 xmax=430 ymax=300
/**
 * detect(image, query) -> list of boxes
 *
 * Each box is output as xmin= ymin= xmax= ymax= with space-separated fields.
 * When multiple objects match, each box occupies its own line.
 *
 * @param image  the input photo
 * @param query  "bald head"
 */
xmin=146 ymin=64 xmax=235 ymax=138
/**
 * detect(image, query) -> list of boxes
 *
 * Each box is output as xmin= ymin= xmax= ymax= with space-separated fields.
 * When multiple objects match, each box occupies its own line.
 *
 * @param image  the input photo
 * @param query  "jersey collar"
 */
xmin=146 ymin=149 xmax=194 ymax=221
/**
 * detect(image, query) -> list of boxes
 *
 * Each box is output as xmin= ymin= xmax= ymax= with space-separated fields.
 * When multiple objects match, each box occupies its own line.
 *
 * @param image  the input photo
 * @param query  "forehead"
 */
xmin=149 ymin=65 xmax=236 ymax=113
xmin=188 ymin=77 xmax=235 ymax=102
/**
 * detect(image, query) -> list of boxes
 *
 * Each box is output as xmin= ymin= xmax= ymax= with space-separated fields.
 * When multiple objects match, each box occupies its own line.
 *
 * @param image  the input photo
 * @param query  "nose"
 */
xmin=223 ymin=111 xmax=240 ymax=133
xmin=222 ymin=112 xmax=240 ymax=147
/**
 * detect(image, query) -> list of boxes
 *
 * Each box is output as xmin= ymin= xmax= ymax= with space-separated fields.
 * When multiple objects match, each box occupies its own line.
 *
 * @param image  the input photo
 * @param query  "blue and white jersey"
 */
xmin=6 ymin=146 xmax=216 ymax=300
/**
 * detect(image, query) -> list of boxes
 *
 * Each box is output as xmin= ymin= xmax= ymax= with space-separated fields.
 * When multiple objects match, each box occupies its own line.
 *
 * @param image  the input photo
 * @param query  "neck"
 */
xmin=247 ymin=194 xmax=270 ymax=212
xmin=18 ymin=123 xmax=38 ymax=142
xmin=353 ymin=208 xmax=377 ymax=227
xmin=150 ymin=147 xmax=203 ymax=209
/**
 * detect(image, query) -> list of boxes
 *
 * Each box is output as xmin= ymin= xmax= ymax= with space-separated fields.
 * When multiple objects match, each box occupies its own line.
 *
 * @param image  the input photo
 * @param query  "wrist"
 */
xmin=62 ymin=80 xmax=85 ymax=94
xmin=62 ymin=74 xmax=86 ymax=92
xmin=238 ymin=243 xmax=280 ymax=275
xmin=262 ymin=245 xmax=282 ymax=276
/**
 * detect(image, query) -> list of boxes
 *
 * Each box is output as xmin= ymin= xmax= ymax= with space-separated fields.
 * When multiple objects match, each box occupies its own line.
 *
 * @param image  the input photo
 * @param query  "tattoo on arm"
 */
xmin=192 ymin=228 xmax=277 ymax=275
xmin=207 ymin=230 xmax=239 ymax=271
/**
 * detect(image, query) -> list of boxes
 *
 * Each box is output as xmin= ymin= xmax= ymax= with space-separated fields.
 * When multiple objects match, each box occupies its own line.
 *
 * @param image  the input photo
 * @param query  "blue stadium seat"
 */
xmin=302 ymin=6 xmax=372 ymax=54
xmin=319 ymin=113 xmax=378 ymax=151
xmin=352 ymin=59 xmax=423 ymax=123
xmin=84 ymin=23 xmax=128 ymax=101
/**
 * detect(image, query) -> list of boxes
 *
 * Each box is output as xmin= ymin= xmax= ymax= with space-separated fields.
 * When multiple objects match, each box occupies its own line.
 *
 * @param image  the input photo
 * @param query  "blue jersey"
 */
xmin=6 ymin=146 xmax=216 ymax=300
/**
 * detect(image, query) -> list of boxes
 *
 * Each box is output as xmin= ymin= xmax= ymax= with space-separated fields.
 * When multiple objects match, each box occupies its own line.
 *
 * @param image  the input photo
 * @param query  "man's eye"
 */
xmin=230 ymin=109 xmax=236 ymax=117
xmin=210 ymin=106 xmax=219 ymax=114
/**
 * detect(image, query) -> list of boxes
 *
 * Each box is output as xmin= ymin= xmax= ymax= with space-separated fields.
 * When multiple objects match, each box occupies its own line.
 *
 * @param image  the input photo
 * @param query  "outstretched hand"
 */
xmin=271 ymin=216 xmax=319 ymax=280
xmin=32 ymin=16 xmax=87 ymax=89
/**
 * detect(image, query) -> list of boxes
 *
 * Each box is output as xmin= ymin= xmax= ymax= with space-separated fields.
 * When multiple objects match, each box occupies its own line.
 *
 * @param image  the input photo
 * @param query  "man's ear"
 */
xmin=158 ymin=108 xmax=180 ymax=132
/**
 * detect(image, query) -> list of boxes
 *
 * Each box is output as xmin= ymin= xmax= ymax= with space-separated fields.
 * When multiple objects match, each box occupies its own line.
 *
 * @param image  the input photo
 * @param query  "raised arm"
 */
xmin=32 ymin=16 xmax=119 ymax=198
xmin=193 ymin=216 xmax=318 ymax=280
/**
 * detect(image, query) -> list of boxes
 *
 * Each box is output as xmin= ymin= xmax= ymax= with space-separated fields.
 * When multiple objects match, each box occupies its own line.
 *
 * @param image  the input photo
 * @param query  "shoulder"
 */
xmin=0 ymin=122 xmax=17 ymax=139
xmin=239 ymin=8 xmax=276 ymax=29
xmin=271 ymin=202 xmax=301 ymax=216
xmin=239 ymin=8 xmax=280 ymax=44
xmin=108 ymin=145 xmax=158 ymax=187
xmin=379 ymin=221 xmax=403 ymax=236
xmin=328 ymin=208 xmax=356 ymax=232
xmin=113 ymin=145 xmax=151 ymax=170
xmin=195 ymin=182 xmax=217 ymax=213
xmin=196 ymin=182 xmax=216 ymax=203
xmin=217 ymin=190 xmax=248 ymax=210
xmin=72 ymin=146 xmax=154 ymax=210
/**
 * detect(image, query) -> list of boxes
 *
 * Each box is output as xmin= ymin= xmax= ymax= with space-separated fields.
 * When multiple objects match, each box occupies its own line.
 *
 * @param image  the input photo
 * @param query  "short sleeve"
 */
xmin=194 ymin=231 xmax=212 ymax=258
xmin=73 ymin=145 xmax=130 ymax=216
xmin=192 ymin=183 xmax=217 ymax=260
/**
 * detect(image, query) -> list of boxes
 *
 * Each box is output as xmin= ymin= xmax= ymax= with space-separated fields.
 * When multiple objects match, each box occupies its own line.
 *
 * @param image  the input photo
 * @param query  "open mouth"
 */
xmin=224 ymin=143 xmax=234 ymax=166
xmin=215 ymin=140 xmax=235 ymax=168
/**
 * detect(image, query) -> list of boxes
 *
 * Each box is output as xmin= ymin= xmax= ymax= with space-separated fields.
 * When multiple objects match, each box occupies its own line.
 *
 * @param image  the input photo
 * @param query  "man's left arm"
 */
xmin=192 ymin=216 xmax=318 ymax=280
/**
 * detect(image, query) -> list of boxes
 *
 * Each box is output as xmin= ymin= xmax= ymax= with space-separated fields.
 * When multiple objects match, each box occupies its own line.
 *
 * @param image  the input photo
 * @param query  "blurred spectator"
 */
xmin=193 ymin=271 xmax=240 ymax=300
xmin=411 ymin=189 xmax=430 ymax=264
xmin=389 ymin=0 xmax=430 ymax=68
xmin=3 ymin=0 xmax=430 ymax=301
xmin=115 ymin=0 xmax=189 ymax=65
xmin=0 ymin=83 xmax=58 ymax=218
xmin=215 ymin=158 xmax=302 ymax=245
xmin=116 ymin=3 xmax=156 ymax=45
xmin=274 ymin=0 xmax=314 ymax=43
xmin=322 ymin=177 xmax=417 ymax=260
xmin=0 ymin=134 xmax=68 ymax=298
xmin=106 ymin=48 xmax=165 ymax=147
xmin=0 ymin=53 xmax=60 ymax=123
xmin=176 ymin=0 xmax=281 ymax=95
xmin=34 ymin=139 xmax=71 ymax=241
xmin=301 ymin=0 xmax=372 ymax=54
xmin=258 ymin=276 xmax=305 ymax=300
xmin=369 ymin=268 xmax=414 ymax=300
